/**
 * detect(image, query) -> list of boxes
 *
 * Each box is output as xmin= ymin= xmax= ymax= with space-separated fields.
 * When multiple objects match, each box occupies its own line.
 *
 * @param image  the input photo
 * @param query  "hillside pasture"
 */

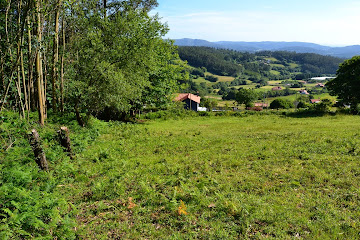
xmin=63 ymin=114 xmax=360 ymax=239
xmin=270 ymin=70 xmax=281 ymax=76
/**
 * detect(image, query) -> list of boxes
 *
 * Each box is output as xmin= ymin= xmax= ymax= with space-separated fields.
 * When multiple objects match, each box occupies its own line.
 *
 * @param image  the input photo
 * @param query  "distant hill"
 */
xmin=174 ymin=39 xmax=360 ymax=58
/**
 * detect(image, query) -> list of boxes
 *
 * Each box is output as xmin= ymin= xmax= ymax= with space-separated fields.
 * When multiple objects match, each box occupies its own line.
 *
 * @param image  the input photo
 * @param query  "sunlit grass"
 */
xmin=63 ymin=114 xmax=360 ymax=239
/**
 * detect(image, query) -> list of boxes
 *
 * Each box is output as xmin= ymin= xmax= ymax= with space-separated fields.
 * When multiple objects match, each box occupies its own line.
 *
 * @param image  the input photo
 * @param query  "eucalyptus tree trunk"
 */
xmin=27 ymin=15 xmax=36 ymax=111
xmin=35 ymin=0 xmax=45 ymax=125
xmin=60 ymin=17 xmax=65 ymax=112
xmin=51 ymin=0 xmax=62 ymax=112
xmin=21 ymin=49 xmax=29 ymax=117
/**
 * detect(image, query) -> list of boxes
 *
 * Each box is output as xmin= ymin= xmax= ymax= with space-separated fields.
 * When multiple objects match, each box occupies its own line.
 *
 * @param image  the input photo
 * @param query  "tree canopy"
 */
xmin=270 ymin=98 xmax=293 ymax=109
xmin=326 ymin=56 xmax=360 ymax=112
xmin=235 ymin=88 xmax=258 ymax=107
xmin=0 ymin=0 xmax=186 ymax=124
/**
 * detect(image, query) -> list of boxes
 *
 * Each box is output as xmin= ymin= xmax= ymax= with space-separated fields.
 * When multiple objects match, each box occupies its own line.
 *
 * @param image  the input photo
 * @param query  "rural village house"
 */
xmin=300 ymin=89 xmax=309 ymax=95
xmin=272 ymin=86 xmax=282 ymax=91
xmin=310 ymin=99 xmax=321 ymax=104
xmin=254 ymin=103 xmax=269 ymax=108
xmin=175 ymin=93 xmax=202 ymax=111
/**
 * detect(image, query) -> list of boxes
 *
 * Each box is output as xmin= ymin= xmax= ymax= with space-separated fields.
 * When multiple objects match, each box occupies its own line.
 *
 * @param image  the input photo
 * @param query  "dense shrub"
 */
xmin=270 ymin=99 xmax=294 ymax=109
xmin=205 ymin=75 xmax=219 ymax=82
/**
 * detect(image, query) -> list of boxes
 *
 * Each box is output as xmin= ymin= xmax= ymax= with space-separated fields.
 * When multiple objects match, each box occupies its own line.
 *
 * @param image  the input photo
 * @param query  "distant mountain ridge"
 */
xmin=174 ymin=38 xmax=360 ymax=58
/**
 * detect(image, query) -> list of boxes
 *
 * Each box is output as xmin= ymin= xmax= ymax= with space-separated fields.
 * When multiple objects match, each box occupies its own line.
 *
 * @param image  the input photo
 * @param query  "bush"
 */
xmin=296 ymin=101 xmax=308 ymax=109
xmin=205 ymin=75 xmax=219 ymax=82
xmin=270 ymin=99 xmax=294 ymax=109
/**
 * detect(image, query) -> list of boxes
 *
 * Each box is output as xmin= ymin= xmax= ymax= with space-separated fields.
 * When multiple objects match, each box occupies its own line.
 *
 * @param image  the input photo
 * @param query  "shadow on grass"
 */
xmin=285 ymin=110 xmax=338 ymax=118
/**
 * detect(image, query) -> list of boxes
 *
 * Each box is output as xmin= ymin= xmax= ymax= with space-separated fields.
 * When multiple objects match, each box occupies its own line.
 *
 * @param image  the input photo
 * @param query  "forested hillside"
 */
xmin=178 ymin=46 xmax=343 ymax=77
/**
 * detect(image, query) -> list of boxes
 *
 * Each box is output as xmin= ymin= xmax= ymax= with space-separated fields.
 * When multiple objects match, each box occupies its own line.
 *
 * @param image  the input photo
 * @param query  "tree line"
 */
xmin=0 ymin=0 xmax=186 ymax=125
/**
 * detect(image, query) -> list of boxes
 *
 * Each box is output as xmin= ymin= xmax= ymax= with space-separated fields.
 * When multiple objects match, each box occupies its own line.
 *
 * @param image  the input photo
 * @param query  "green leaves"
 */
xmin=326 ymin=56 xmax=360 ymax=112
xmin=67 ymin=3 xmax=183 ymax=118
xmin=235 ymin=88 xmax=258 ymax=107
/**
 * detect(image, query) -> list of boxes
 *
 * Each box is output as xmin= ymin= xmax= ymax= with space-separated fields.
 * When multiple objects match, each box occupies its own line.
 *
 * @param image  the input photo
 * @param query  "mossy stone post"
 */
xmin=58 ymin=126 xmax=73 ymax=159
xmin=28 ymin=129 xmax=48 ymax=171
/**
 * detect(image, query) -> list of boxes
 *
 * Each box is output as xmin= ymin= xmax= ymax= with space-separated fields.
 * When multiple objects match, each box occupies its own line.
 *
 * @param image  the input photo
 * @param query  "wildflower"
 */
xmin=178 ymin=200 xmax=188 ymax=215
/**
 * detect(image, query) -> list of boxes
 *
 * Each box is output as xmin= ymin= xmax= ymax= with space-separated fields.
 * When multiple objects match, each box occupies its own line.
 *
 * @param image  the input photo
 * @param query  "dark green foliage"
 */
xmin=326 ymin=56 xmax=360 ymax=113
xmin=259 ymin=51 xmax=343 ymax=74
xmin=178 ymin=46 xmax=243 ymax=76
xmin=266 ymin=88 xmax=297 ymax=98
xmin=67 ymin=6 xmax=183 ymax=119
xmin=190 ymin=68 xmax=205 ymax=77
xmin=307 ymin=99 xmax=334 ymax=113
xmin=178 ymin=47 xmax=342 ymax=82
xmin=205 ymin=75 xmax=219 ymax=82
xmin=235 ymin=89 xmax=259 ymax=107
xmin=270 ymin=98 xmax=294 ymax=109
xmin=296 ymin=101 xmax=308 ymax=108
xmin=200 ymin=98 xmax=218 ymax=110
xmin=230 ymin=78 xmax=247 ymax=86
xmin=222 ymin=89 xmax=237 ymax=100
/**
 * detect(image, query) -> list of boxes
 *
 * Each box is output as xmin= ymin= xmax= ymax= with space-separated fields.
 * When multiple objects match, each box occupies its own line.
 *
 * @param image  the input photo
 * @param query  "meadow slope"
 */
xmin=60 ymin=114 xmax=360 ymax=239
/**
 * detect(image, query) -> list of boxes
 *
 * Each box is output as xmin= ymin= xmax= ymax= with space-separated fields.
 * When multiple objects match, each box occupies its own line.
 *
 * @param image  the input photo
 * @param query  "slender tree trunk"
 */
xmin=43 ymin=54 xmax=48 ymax=118
xmin=16 ymin=66 xmax=26 ymax=118
xmin=27 ymin=15 xmax=36 ymax=111
xmin=0 ymin=57 xmax=4 ymax=92
xmin=60 ymin=17 xmax=65 ymax=112
xmin=16 ymin=0 xmax=25 ymax=118
xmin=21 ymin=50 xmax=29 ymax=117
xmin=35 ymin=0 xmax=45 ymax=125
xmin=103 ymin=0 xmax=107 ymax=18
xmin=51 ymin=0 xmax=61 ymax=112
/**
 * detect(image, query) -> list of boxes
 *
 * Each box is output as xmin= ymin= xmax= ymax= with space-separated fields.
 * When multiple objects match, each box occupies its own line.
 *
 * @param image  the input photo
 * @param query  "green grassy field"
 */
xmin=2 ymin=111 xmax=359 ymax=239
xmin=205 ymin=72 xmax=235 ymax=82
xmin=270 ymin=64 xmax=285 ymax=68
xmin=289 ymin=63 xmax=299 ymax=69
xmin=58 ymin=114 xmax=360 ymax=239
xmin=270 ymin=70 xmax=281 ymax=76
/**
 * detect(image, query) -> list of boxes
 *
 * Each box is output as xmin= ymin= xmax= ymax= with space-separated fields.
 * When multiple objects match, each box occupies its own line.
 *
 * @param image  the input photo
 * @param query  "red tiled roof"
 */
xmin=254 ymin=103 xmax=269 ymax=107
xmin=175 ymin=93 xmax=201 ymax=104
xmin=310 ymin=99 xmax=320 ymax=103
xmin=272 ymin=87 xmax=282 ymax=91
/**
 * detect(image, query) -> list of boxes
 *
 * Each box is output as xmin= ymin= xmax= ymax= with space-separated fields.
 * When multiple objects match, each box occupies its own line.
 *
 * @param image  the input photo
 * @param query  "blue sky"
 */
xmin=152 ymin=0 xmax=360 ymax=46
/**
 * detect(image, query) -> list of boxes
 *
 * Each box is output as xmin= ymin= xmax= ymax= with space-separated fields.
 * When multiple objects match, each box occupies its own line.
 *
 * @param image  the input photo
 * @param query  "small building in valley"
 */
xmin=254 ymin=102 xmax=269 ymax=108
xmin=310 ymin=99 xmax=321 ymax=104
xmin=300 ymin=89 xmax=309 ymax=95
xmin=175 ymin=93 xmax=201 ymax=111
xmin=272 ymin=86 xmax=283 ymax=91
